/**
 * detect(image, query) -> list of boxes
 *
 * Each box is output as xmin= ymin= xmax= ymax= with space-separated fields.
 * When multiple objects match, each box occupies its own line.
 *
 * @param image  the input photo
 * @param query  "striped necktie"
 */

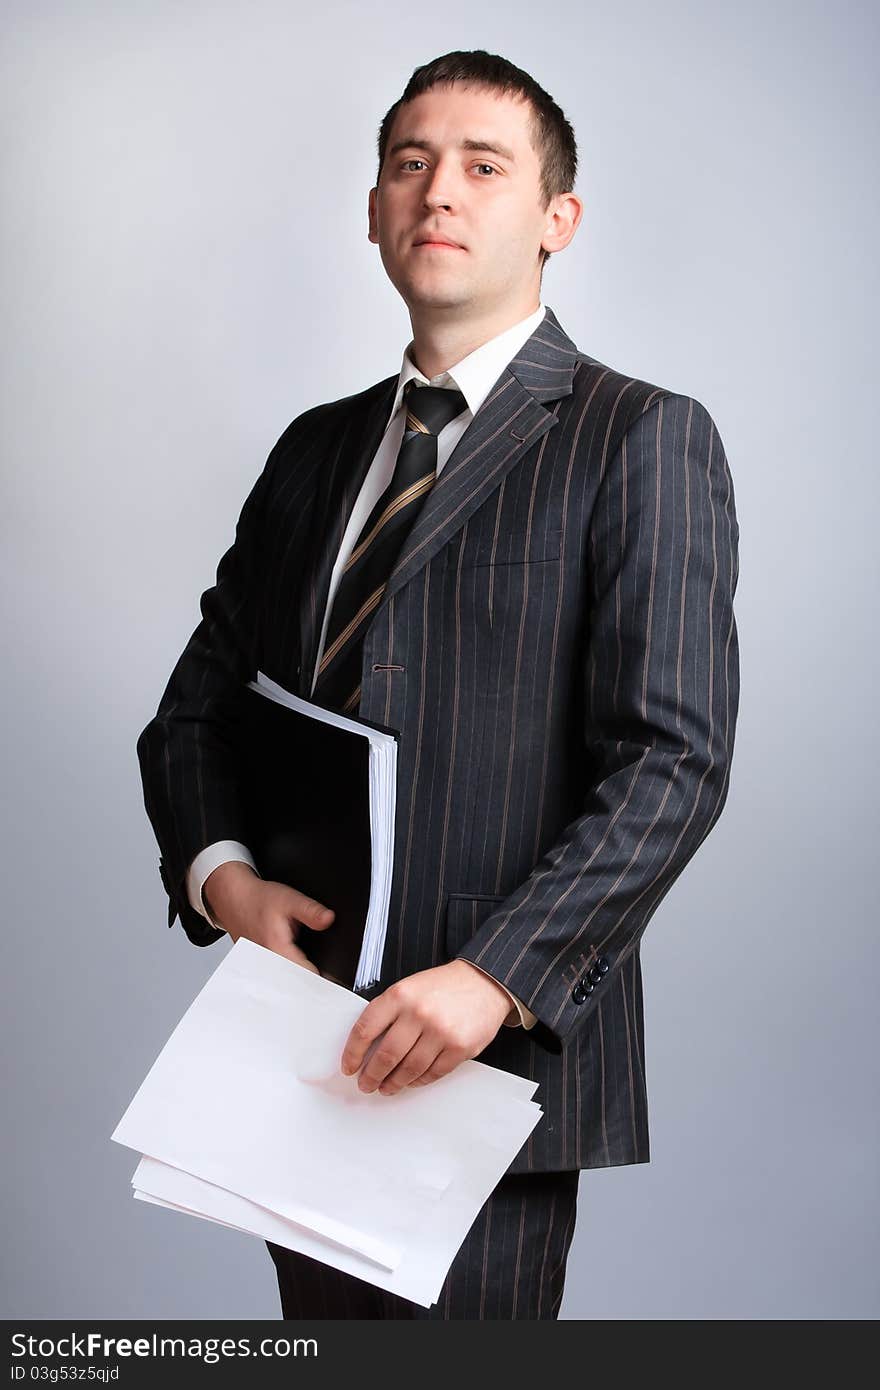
xmin=312 ymin=378 xmax=468 ymax=713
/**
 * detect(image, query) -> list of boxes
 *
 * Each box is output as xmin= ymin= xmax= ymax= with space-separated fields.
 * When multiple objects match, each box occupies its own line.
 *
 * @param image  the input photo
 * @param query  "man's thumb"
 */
xmin=287 ymin=889 xmax=335 ymax=931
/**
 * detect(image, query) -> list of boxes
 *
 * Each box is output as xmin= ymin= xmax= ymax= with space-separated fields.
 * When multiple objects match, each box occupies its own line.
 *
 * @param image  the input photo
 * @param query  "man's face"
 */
xmin=369 ymin=83 xmax=556 ymax=317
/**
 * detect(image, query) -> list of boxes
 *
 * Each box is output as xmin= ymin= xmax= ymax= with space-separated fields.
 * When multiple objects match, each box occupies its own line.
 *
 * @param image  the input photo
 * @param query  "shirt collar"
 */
xmin=390 ymin=301 xmax=547 ymax=422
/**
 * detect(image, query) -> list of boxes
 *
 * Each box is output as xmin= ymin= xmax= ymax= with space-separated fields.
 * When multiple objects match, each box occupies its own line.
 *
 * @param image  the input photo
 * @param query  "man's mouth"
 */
xmin=413 ymin=234 xmax=466 ymax=250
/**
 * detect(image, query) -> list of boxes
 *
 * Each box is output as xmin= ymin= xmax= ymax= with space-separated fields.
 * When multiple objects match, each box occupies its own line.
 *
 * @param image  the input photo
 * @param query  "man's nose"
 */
xmin=423 ymin=187 xmax=453 ymax=208
xmin=422 ymin=166 xmax=458 ymax=210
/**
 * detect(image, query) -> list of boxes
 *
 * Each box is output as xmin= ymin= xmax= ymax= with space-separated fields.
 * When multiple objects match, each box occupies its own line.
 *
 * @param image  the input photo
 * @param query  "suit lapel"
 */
xmin=294 ymin=374 xmax=397 ymax=695
xmin=294 ymin=305 xmax=580 ymax=694
xmin=378 ymin=304 xmax=580 ymax=609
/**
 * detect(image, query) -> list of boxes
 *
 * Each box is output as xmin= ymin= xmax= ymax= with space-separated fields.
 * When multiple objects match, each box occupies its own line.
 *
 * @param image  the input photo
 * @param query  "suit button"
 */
xmin=597 ymin=957 xmax=609 ymax=973
xmin=578 ymin=978 xmax=594 ymax=993
xmin=572 ymin=985 xmax=588 ymax=1005
xmin=588 ymin=965 xmax=602 ymax=984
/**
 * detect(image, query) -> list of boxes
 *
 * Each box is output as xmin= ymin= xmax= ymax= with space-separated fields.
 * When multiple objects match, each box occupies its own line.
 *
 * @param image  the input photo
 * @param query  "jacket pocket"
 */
xmin=444 ymin=893 xmax=507 ymax=958
xmin=455 ymin=527 xmax=563 ymax=569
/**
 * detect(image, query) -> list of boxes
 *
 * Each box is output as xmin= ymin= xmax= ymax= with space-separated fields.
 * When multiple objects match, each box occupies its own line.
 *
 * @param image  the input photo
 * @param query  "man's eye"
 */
xmin=400 ymin=160 xmax=499 ymax=176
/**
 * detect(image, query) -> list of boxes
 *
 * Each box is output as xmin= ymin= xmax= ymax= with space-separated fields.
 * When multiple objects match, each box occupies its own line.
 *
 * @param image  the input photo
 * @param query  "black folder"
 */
xmin=236 ymin=679 xmax=400 ymax=991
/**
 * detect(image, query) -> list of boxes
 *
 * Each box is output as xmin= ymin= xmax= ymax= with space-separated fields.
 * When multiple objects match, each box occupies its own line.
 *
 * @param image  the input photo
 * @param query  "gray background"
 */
xmin=2 ymin=0 xmax=877 ymax=1320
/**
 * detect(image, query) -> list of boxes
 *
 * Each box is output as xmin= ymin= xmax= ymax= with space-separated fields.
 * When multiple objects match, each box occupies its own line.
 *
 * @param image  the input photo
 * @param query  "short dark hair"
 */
xmin=376 ymin=50 xmax=578 ymax=273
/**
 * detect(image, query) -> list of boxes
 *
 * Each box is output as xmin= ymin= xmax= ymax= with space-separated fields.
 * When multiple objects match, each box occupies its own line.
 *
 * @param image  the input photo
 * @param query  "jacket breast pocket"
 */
xmin=453 ymin=527 xmax=563 ymax=570
xmin=444 ymin=893 xmax=507 ymax=958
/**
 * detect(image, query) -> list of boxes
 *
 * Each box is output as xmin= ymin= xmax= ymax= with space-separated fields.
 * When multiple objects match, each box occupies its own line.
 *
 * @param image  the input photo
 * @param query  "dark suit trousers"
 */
xmin=266 ymin=1169 xmax=580 ymax=1319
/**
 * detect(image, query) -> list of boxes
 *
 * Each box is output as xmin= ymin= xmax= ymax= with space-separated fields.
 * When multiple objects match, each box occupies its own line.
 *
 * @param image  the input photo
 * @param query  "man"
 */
xmin=137 ymin=50 xmax=740 ymax=1320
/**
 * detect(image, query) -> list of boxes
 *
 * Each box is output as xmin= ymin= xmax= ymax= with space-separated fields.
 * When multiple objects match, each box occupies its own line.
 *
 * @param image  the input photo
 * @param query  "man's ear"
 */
xmin=367 ymin=186 xmax=379 ymax=245
xmin=541 ymin=191 xmax=584 ymax=257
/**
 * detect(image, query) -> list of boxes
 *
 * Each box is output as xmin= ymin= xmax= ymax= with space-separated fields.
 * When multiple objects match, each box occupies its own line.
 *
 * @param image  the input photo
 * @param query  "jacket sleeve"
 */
xmin=453 ymin=392 xmax=741 ymax=1054
xmin=136 ymin=445 xmax=280 ymax=947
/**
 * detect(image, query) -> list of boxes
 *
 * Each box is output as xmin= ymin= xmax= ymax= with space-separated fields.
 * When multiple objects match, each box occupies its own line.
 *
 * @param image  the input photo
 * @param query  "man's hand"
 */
xmin=340 ymin=960 xmax=514 ymax=1095
xmin=202 ymin=862 xmax=334 ymax=973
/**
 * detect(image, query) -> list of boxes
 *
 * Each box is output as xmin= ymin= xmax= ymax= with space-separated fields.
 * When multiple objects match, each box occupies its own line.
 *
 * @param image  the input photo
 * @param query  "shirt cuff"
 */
xmin=186 ymin=841 xmax=261 ymax=930
xmin=462 ymin=962 xmax=538 ymax=1029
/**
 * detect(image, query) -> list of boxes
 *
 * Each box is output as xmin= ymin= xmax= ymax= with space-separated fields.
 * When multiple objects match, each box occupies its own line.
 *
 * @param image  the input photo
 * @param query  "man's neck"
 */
xmin=408 ymin=296 xmax=541 ymax=380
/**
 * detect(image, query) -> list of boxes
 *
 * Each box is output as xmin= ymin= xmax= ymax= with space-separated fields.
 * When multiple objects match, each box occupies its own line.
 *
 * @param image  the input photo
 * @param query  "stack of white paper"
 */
xmin=111 ymin=938 xmax=543 ymax=1308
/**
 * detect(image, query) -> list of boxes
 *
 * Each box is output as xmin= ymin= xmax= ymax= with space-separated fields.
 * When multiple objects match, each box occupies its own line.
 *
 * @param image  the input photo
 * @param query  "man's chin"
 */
xmin=399 ymin=280 xmax=474 ymax=312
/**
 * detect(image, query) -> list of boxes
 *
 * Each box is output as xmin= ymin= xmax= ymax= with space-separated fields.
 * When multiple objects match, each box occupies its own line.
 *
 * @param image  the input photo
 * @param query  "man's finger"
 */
xmin=340 ymin=993 xmax=401 ymax=1076
xmin=281 ymin=947 xmax=320 ymax=973
xmin=355 ymin=1019 xmax=424 ymax=1093
xmin=376 ymin=1040 xmax=442 ymax=1095
xmin=267 ymin=933 xmax=320 ymax=973
xmin=291 ymin=894 xmax=335 ymax=931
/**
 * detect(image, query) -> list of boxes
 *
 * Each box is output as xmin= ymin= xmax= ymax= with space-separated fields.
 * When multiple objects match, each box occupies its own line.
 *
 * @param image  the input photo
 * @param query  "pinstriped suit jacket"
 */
xmin=136 ymin=304 xmax=740 ymax=1173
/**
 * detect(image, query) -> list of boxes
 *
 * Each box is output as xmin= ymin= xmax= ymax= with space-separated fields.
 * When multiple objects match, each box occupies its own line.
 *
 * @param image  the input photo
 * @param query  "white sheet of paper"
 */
xmin=112 ymin=938 xmax=544 ymax=1305
xmin=129 ymin=1088 xmax=538 ymax=1310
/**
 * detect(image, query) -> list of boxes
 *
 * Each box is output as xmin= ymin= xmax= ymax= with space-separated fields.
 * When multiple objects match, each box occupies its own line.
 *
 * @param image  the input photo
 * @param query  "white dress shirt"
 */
xmin=187 ymin=302 xmax=547 ymax=1029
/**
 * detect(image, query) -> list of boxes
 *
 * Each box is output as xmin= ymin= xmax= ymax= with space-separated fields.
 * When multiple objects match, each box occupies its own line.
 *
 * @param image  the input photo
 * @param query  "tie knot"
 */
xmin=403 ymin=380 xmax=468 ymax=439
